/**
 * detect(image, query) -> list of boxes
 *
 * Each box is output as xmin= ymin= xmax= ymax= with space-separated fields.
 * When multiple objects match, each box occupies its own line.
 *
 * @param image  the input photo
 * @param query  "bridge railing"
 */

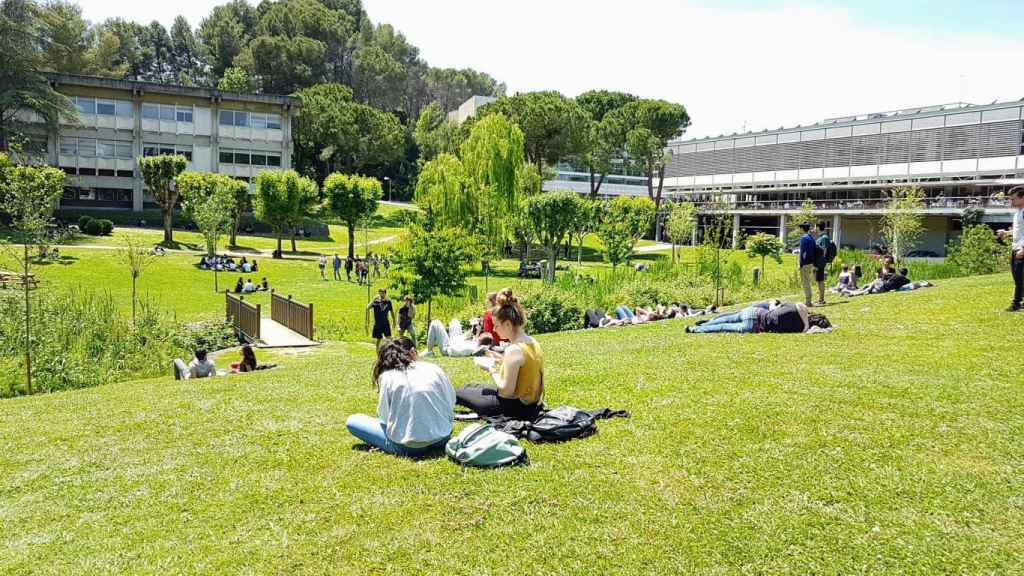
xmin=271 ymin=290 xmax=314 ymax=341
xmin=225 ymin=291 xmax=261 ymax=342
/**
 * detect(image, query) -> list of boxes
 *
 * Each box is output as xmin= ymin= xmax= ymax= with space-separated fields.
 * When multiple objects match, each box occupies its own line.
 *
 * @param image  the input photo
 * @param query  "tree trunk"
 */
xmin=276 ymin=234 xmax=282 ymax=254
xmin=230 ymin=210 xmax=242 ymax=247
xmin=162 ymin=205 xmax=174 ymax=243
xmin=131 ymin=274 xmax=137 ymax=324
xmin=290 ymin=233 xmax=297 ymax=253
xmin=23 ymin=243 xmax=32 ymax=395
xmin=347 ymin=224 xmax=356 ymax=260
xmin=547 ymin=244 xmax=558 ymax=283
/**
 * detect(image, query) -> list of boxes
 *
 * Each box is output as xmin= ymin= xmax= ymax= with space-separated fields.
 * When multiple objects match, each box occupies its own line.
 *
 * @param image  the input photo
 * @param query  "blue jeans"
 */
xmin=690 ymin=307 xmax=759 ymax=333
xmin=345 ymin=414 xmax=448 ymax=457
xmin=615 ymin=306 xmax=635 ymax=321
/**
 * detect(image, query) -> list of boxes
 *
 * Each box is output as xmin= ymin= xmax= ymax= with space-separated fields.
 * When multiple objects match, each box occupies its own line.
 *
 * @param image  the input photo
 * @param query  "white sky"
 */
xmin=77 ymin=0 xmax=1024 ymax=140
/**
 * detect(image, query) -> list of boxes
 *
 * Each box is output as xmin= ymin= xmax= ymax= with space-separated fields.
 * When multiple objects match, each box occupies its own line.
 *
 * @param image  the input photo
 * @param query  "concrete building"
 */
xmin=447 ymin=95 xmax=496 ymax=125
xmin=14 ymin=73 xmax=299 ymax=212
xmin=662 ymin=100 xmax=1024 ymax=254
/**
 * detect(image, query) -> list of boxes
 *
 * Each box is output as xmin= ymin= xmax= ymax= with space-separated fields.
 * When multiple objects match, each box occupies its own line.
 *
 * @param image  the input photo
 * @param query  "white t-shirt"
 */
xmin=188 ymin=358 xmax=216 ymax=379
xmin=377 ymin=362 xmax=455 ymax=447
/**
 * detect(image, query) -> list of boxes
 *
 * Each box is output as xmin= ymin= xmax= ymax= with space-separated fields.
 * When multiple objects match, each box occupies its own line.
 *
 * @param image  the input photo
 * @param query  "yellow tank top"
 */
xmin=501 ymin=340 xmax=544 ymax=405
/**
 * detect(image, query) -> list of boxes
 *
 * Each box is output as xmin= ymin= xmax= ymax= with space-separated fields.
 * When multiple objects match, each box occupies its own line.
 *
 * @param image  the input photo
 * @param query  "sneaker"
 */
xmin=1006 ymin=304 xmax=1021 ymax=313
xmin=684 ymin=326 xmax=693 ymax=333
xmin=815 ymin=300 xmax=826 ymax=307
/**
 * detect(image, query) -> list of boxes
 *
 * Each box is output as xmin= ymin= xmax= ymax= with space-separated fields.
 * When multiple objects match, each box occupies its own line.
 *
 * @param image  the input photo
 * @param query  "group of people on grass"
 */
xmin=321 ymin=253 xmax=390 ymax=284
xmin=200 ymin=255 xmax=258 ymax=273
xmin=347 ymin=289 xmax=543 ymax=456
xmin=233 ymin=276 xmax=269 ymax=294
xmin=586 ymin=302 xmax=717 ymax=329
xmin=177 ymin=344 xmax=275 ymax=379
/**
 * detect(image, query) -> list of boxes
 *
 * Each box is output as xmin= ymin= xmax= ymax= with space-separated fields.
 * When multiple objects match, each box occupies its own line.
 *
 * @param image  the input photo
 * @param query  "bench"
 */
xmin=0 ymin=271 xmax=39 ymax=290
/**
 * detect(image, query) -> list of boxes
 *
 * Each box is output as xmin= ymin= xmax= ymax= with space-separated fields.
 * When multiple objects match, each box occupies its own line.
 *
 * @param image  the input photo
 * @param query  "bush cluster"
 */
xmin=77 ymin=215 xmax=114 ymax=236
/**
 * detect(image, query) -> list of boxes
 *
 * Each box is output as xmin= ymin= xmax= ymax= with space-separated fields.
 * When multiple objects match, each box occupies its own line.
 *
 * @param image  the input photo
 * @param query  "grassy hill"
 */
xmin=2 ymin=274 xmax=1022 ymax=574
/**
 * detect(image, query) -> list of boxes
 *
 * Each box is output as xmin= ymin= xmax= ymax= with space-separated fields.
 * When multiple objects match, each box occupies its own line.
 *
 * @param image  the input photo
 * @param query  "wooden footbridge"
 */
xmin=225 ymin=290 xmax=319 ymax=348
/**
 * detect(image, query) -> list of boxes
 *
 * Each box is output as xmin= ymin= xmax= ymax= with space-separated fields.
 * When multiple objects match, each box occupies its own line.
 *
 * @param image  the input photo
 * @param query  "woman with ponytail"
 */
xmin=346 ymin=337 xmax=455 ymax=457
xmin=456 ymin=288 xmax=545 ymax=419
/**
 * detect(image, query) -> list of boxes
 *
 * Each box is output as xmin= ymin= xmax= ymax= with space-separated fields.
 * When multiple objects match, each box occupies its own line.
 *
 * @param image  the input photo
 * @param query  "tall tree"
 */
xmin=138 ymin=155 xmax=187 ymax=243
xmin=217 ymin=66 xmax=252 ymax=92
xmin=459 ymin=113 xmax=526 ymax=247
xmin=597 ymin=196 xmax=656 ymax=270
xmin=525 ymin=190 xmax=579 ymax=282
xmin=414 ymin=153 xmax=471 ymax=229
xmin=177 ymin=172 xmax=239 ymax=256
xmin=473 ymin=91 xmax=589 ymax=171
xmin=253 ymin=169 xmax=318 ymax=254
xmin=413 ymin=102 xmax=460 ymax=162
xmin=576 ymin=90 xmax=637 ymax=197
xmin=0 ymin=0 xmax=77 ymax=150
xmin=390 ymin=225 xmax=478 ymax=326
xmin=0 ymin=153 xmax=65 ymax=395
xmin=324 ymin=173 xmax=381 ymax=259
xmin=882 ymin=186 xmax=925 ymax=263
xmin=197 ymin=0 xmax=255 ymax=79
xmin=170 ymin=16 xmax=204 ymax=85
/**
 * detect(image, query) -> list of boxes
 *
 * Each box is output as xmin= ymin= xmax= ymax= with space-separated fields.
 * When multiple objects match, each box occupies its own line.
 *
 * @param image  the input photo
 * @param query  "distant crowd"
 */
xmin=320 ymin=253 xmax=390 ymax=285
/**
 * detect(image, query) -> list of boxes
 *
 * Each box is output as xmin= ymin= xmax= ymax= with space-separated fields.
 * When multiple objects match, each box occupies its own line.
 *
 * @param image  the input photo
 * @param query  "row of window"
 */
xmin=142 ymin=143 xmax=193 ymax=162
xmin=60 ymin=137 xmax=133 ymax=159
xmin=219 ymin=110 xmax=282 ymax=130
xmin=60 ymin=167 xmax=135 ymax=177
xmin=72 ymin=96 xmax=133 ymax=118
xmin=142 ymin=103 xmax=194 ymax=123
xmin=219 ymin=148 xmax=281 ymax=167
xmin=62 ymin=187 xmax=133 ymax=203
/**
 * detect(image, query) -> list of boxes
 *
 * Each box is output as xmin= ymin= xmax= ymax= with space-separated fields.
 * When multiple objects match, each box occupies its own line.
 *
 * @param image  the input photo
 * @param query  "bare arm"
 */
xmin=488 ymin=344 xmax=522 ymax=398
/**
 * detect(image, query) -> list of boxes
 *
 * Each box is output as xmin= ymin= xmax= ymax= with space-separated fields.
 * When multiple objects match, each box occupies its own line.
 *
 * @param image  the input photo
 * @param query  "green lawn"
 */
xmin=1 ymin=274 xmax=1021 ymax=574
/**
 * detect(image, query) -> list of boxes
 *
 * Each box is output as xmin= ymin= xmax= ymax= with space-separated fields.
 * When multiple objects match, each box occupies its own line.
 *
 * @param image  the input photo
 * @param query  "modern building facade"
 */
xmin=662 ymin=100 xmax=1024 ymax=254
xmin=14 ymin=73 xmax=299 ymax=212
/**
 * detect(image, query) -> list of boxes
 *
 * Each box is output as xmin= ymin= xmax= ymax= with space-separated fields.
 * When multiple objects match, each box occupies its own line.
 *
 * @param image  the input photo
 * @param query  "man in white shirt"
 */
xmin=1007 ymin=186 xmax=1024 ymax=312
xmin=187 ymin=349 xmax=217 ymax=378
xmin=422 ymin=318 xmax=490 ymax=357
xmin=242 ymin=279 xmax=255 ymax=293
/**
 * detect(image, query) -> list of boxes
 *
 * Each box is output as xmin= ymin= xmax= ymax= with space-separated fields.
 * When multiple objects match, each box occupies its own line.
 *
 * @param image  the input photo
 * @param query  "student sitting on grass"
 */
xmin=830 ymin=264 xmax=856 ymax=293
xmin=233 ymin=344 xmax=277 ymax=373
xmin=686 ymin=301 xmax=831 ymax=334
xmin=242 ymin=278 xmax=256 ymax=293
xmin=345 ymin=337 xmax=455 ymax=458
xmin=234 ymin=277 xmax=244 ymax=293
xmin=844 ymin=268 xmax=910 ymax=297
xmin=188 ymin=349 xmax=217 ymax=378
xmin=456 ymin=289 xmax=545 ymax=419
xmin=423 ymin=318 xmax=493 ymax=357
xmin=259 ymin=277 xmax=269 ymax=291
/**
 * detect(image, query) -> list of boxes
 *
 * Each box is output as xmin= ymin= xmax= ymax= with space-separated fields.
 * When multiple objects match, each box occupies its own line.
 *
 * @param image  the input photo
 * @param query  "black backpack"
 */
xmin=525 ymin=407 xmax=598 ymax=443
xmin=825 ymin=240 xmax=838 ymax=264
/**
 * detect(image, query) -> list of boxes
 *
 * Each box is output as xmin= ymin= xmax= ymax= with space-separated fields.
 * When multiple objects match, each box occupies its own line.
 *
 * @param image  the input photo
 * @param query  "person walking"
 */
xmin=1006 ymin=186 xmax=1024 ymax=311
xmin=814 ymin=221 xmax=830 ymax=306
xmin=333 ymin=253 xmax=342 ymax=281
xmin=367 ymin=288 xmax=396 ymax=349
xmin=318 ymin=254 xmax=327 ymax=280
xmin=397 ymin=294 xmax=417 ymax=343
xmin=344 ymin=255 xmax=354 ymax=282
xmin=798 ymin=223 xmax=817 ymax=307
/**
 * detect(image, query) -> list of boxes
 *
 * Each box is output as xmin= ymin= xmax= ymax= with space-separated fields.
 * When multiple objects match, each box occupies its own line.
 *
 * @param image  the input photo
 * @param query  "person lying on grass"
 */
xmin=346 ymin=337 xmax=454 ymax=458
xmin=422 ymin=318 xmax=494 ymax=357
xmin=842 ymin=268 xmax=910 ymax=297
xmin=456 ymin=289 xmax=545 ymax=419
xmin=686 ymin=301 xmax=831 ymax=334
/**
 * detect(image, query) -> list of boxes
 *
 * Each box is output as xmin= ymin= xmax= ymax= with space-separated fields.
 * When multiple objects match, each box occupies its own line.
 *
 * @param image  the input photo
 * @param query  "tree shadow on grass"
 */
xmin=32 ymin=255 xmax=79 ymax=267
xmin=159 ymin=239 xmax=201 ymax=251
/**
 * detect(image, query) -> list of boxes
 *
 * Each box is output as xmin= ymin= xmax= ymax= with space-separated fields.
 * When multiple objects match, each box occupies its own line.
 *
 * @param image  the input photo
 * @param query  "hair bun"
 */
xmin=497 ymin=288 xmax=517 ymax=306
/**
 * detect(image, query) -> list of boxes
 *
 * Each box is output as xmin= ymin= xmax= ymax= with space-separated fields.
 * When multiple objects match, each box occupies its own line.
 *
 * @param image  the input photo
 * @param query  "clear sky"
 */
xmin=76 ymin=0 xmax=1024 ymax=140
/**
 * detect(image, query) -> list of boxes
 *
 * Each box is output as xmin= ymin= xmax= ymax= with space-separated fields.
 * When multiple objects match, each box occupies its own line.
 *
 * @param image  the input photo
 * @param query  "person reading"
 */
xmin=456 ymin=289 xmax=544 ymax=419
xmin=345 ymin=337 xmax=454 ymax=457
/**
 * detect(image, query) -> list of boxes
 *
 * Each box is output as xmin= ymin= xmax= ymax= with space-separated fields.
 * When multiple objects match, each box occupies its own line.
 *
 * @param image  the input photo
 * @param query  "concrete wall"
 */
xmin=840 ymin=215 xmax=951 ymax=255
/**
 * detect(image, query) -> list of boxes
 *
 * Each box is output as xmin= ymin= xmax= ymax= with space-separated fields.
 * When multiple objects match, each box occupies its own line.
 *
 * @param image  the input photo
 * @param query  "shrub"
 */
xmin=82 ymin=219 xmax=103 ymax=235
xmin=175 ymin=320 xmax=238 ymax=353
xmin=948 ymin=225 xmax=1009 ymax=276
xmin=78 ymin=215 xmax=94 ymax=230
xmin=97 ymin=219 xmax=114 ymax=235
xmin=521 ymin=287 xmax=583 ymax=334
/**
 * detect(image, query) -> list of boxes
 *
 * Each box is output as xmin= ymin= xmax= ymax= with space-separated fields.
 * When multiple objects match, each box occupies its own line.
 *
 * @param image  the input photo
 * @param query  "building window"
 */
xmin=251 ymin=113 xmax=266 ymax=130
xmin=234 ymin=112 xmax=250 ymax=127
xmin=220 ymin=149 xmax=234 ymax=164
xmin=176 ymin=106 xmax=193 ymax=123
xmin=251 ymin=152 xmax=267 ymax=166
xmin=79 ymin=138 xmax=96 ymax=157
xmin=267 ymin=114 xmax=281 ymax=130
xmin=177 ymin=146 xmax=193 ymax=161
xmin=115 ymin=142 xmax=133 ymax=159
xmin=234 ymin=151 xmax=250 ymax=165
xmin=159 ymin=106 xmax=175 ymax=121
xmin=159 ymin=146 xmax=175 ymax=156
xmin=96 ymin=100 xmax=116 ymax=116
xmin=115 ymin=100 xmax=133 ymax=118
xmin=75 ymin=97 xmax=96 ymax=115
xmin=219 ymin=110 xmax=233 ymax=126
xmin=116 ymin=169 xmax=133 ymax=178
xmin=62 ymin=188 xmax=76 ymax=200
xmin=267 ymin=154 xmax=280 ymax=167
xmin=61 ymin=166 xmax=76 ymax=176
xmin=97 ymin=141 xmax=116 ymax=158
xmin=142 ymin=104 xmax=160 ymax=119
xmin=60 ymin=137 xmax=77 ymax=155
xmin=98 ymin=168 xmax=116 ymax=177
xmin=143 ymin=144 xmax=159 ymax=157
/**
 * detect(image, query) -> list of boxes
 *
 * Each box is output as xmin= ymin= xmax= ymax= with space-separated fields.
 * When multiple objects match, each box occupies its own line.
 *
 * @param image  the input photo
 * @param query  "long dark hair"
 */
xmin=807 ymin=313 xmax=831 ymax=330
xmin=241 ymin=344 xmax=257 ymax=371
xmin=372 ymin=337 xmax=415 ymax=386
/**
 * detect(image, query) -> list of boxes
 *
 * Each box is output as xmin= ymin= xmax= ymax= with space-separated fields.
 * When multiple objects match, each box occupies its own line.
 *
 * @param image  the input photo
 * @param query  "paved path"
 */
xmin=257 ymin=318 xmax=319 ymax=348
xmin=43 ymin=233 xmax=399 ymax=260
xmin=635 ymin=242 xmax=674 ymax=253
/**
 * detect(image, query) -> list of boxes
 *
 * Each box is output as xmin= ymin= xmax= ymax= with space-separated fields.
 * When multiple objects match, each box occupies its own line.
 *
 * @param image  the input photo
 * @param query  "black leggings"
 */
xmin=455 ymin=385 xmax=542 ymax=419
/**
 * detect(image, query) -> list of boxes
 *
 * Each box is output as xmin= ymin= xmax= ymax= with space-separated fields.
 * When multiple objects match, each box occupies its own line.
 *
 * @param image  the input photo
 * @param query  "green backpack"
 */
xmin=446 ymin=423 xmax=526 ymax=468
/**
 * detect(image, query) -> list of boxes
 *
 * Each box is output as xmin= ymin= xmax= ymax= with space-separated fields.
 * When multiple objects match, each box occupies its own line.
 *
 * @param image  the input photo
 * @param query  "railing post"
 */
xmin=307 ymin=302 xmax=314 ymax=340
xmin=255 ymin=303 xmax=261 ymax=340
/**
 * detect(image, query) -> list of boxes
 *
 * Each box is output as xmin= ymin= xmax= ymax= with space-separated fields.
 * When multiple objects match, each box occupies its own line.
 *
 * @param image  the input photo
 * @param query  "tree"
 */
xmin=525 ymin=191 xmax=579 ymax=282
xmin=786 ymin=198 xmax=817 ymax=247
xmin=1 ymin=0 xmax=77 ymax=150
xmin=472 ymin=91 xmax=590 ymax=171
xmin=138 ymin=155 xmax=187 ymax=243
xmin=948 ymin=225 xmax=1008 ymax=276
xmin=118 ymin=234 xmax=155 ymax=323
xmin=253 ymin=170 xmax=319 ymax=254
xmin=0 ymin=154 xmax=65 ymax=395
xmin=414 ymin=153 xmax=471 ymax=228
xmin=568 ymin=195 xmax=599 ymax=266
xmin=226 ymin=177 xmax=251 ymax=247
xmin=745 ymin=232 xmax=784 ymax=283
xmin=170 ymin=15 xmax=204 ymax=85
xmin=460 ymin=113 xmax=525 ymax=247
xmin=576 ymin=90 xmax=637 ymax=196
xmin=613 ymin=99 xmax=689 ymax=236
xmin=414 ymin=102 xmax=460 ymax=162
xmin=217 ymin=66 xmax=251 ymax=92
xmin=882 ymin=186 xmax=925 ymax=263
xmin=324 ymin=173 xmax=382 ymax=259
xmin=390 ymin=225 xmax=478 ymax=327
xmin=198 ymin=0 xmax=255 ymax=79
xmin=176 ymin=172 xmax=239 ymax=256
xmin=597 ymin=196 xmax=655 ymax=269
xmin=664 ymin=201 xmax=697 ymax=262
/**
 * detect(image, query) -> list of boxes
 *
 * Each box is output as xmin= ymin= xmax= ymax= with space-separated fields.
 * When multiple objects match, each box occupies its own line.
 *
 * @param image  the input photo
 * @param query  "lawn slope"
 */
xmin=1 ymin=274 xmax=1022 ymax=575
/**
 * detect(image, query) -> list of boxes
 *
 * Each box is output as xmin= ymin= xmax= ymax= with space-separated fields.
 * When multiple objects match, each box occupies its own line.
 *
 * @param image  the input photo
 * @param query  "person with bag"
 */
xmin=456 ymin=289 xmax=545 ymax=420
xmin=345 ymin=337 xmax=455 ymax=458
xmin=813 ymin=221 xmax=834 ymax=306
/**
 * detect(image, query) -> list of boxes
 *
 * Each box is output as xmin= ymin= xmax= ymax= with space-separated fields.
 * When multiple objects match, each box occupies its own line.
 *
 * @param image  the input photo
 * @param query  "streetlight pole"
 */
xmin=384 ymin=176 xmax=391 ymax=202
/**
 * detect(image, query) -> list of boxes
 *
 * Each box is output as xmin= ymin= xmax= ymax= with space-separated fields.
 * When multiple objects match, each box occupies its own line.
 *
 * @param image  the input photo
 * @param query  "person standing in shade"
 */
xmin=798 ymin=223 xmax=817 ymax=307
xmin=367 ymin=288 xmax=395 ymax=349
xmin=398 ymin=294 xmax=417 ymax=343
xmin=318 ymin=254 xmax=327 ymax=280
xmin=814 ymin=221 xmax=830 ymax=306
xmin=1006 ymin=186 xmax=1024 ymax=311
xmin=333 ymin=253 xmax=342 ymax=281
xmin=344 ymin=255 xmax=354 ymax=282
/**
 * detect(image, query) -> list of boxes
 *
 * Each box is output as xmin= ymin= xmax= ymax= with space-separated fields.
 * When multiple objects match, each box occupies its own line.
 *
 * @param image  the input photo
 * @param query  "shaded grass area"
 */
xmin=1 ymin=274 xmax=1022 ymax=574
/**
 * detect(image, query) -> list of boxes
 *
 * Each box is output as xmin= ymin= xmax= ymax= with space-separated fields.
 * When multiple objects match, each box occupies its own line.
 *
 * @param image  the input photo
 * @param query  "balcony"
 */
xmin=689 ymin=196 xmax=1012 ymax=213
